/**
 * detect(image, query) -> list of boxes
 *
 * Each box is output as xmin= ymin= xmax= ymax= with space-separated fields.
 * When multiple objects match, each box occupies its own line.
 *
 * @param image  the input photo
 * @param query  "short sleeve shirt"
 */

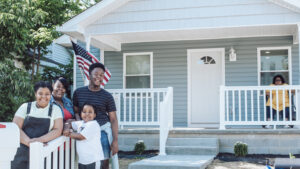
xmin=15 ymin=101 xmax=62 ymax=131
xmin=73 ymin=86 xmax=116 ymax=126
xmin=72 ymin=120 xmax=103 ymax=164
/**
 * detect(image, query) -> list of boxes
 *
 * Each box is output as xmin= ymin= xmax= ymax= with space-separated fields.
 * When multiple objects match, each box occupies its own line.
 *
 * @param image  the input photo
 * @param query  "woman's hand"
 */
xmin=111 ymin=140 xmax=119 ymax=156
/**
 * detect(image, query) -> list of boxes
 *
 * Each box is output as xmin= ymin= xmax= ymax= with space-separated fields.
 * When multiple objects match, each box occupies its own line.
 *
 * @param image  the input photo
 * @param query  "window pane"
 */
xmin=260 ymin=72 xmax=289 ymax=86
xmin=261 ymin=49 xmax=288 ymax=71
xmin=126 ymin=76 xmax=150 ymax=88
xmin=126 ymin=55 xmax=150 ymax=75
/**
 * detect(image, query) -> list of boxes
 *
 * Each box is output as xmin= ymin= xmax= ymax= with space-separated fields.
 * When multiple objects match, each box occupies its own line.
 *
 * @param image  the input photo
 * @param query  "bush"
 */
xmin=0 ymin=59 xmax=34 ymax=121
xmin=134 ymin=140 xmax=146 ymax=155
xmin=234 ymin=141 xmax=248 ymax=157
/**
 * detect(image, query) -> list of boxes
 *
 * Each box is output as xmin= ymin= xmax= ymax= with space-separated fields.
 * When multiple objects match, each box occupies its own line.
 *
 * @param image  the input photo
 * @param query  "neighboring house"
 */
xmin=42 ymin=39 xmax=72 ymax=69
xmin=57 ymin=0 xmax=300 ymax=156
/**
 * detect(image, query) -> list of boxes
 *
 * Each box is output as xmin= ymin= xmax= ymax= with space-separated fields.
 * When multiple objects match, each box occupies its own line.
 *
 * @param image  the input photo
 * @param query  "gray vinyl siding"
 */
xmin=102 ymin=36 xmax=299 ymax=127
xmin=43 ymin=43 xmax=71 ymax=67
xmin=75 ymin=41 xmax=100 ymax=88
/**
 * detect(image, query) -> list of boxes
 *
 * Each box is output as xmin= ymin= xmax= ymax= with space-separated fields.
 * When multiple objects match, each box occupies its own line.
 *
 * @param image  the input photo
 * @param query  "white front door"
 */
xmin=188 ymin=49 xmax=224 ymax=128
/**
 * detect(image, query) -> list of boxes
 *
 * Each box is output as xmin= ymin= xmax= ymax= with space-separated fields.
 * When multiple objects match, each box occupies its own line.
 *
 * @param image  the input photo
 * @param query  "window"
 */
xmin=258 ymin=47 xmax=291 ymax=86
xmin=124 ymin=52 xmax=153 ymax=88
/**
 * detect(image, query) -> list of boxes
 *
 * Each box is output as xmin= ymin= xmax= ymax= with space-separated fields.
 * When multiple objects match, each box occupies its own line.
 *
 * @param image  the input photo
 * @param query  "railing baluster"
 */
xmin=124 ymin=91 xmax=127 ymax=122
xmin=65 ymin=139 xmax=70 ymax=169
xmin=238 ymin=90 xmax=241 ymax=122
xmin=146 ymin=92 xmax=149 ymax=122
xmin=152 ymin=91 xmax=154 ymax=122
xmin=232 ymin=90 xmax=235 ymax=121
xmin=53 ymin=148 xmax=58 ymax=169
xmin=251 ymin=90 xmax=254 ymax=122
xmin=140 ymin=91 xmax=143 ymax=122
xmin=276 ymin=89 xmax=279 ymax=122
xmin=59 ymin=144 xmax=64 ymax=169
xmin=264 ymin=90 xmax=266 ymax=122
xmin=135 ymin=91 xmax=137 ymax=122
xmin=257 ymin=90 xmax=260 ymax=121
xmin=270 ymin=89 xmax=273 ymax=121
xmin=245 ymin=90 xmax=247 ymax=121
xmin=129 ymin=92 xmax=132 ymax=122
xmin=71 ymin=139 xmax=75 ymax=169
xmin=289 ymin=89 xmax=292 ymax=121
xmin=283 ymin=88 xmax=286 ymax=121
xmin=157 ymin=92 xmax=160 ymax=122
xmin=226 ymin=90 xmax=229 ymax=122
xmin=46 ymin=155 xmax=51 ymax=169
xmin=296 ymin=89 xmax=298 ymax=121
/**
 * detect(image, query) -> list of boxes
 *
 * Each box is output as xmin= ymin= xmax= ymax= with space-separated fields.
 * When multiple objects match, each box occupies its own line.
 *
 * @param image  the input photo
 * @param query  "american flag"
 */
xmin=71 ymin=41 xmax=111 ymax=87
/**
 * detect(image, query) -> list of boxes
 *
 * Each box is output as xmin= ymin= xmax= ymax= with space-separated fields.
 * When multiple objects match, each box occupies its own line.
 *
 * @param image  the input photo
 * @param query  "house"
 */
xmin=57 ymin=0 xmax=300 ymax=157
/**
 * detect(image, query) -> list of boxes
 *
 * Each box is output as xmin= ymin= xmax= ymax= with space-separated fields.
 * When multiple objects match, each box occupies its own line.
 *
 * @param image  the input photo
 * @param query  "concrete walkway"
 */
xmin=128 ymin=155 xmax=215 ymax=169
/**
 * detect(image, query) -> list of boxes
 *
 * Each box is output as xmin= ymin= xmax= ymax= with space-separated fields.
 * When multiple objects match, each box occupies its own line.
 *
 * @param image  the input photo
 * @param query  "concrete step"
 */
xmin=167 ymin=138 xmax=218 ymax=147
xmin=166 ymin=146 xmax=218 ymax=155
xmin=128 ymin=155 xmax=214 ymax=169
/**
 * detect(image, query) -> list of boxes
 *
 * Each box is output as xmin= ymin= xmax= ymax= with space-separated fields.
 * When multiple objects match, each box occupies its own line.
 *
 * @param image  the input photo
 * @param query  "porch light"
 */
xmin=229 ymin=47 xmax=236 ymax=62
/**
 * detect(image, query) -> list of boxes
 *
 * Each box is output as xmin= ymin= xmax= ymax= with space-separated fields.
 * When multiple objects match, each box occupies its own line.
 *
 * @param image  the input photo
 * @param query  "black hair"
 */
xmin=81 ymin=103 xmax=96 ymax=114
xmin=53 ymin=77 xmax=69 ymax=90
xmin=272 ymin=74 xmax=285 ymax=84
xmin=34 ymin=81 xmax=53 ymax=93
xmin=89 ymin=63 xmax=105 ymax=75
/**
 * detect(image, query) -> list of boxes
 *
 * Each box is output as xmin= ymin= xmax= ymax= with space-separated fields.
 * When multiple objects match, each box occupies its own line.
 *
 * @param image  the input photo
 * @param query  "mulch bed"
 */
xmin=118 ymin=150 xmax=159 ymax=159
xmin=216 ymin=153 xmax=300 ymax=166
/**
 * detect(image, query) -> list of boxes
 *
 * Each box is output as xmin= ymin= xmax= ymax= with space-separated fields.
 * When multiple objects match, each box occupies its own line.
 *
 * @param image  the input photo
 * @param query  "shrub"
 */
xmin=234 ymin=141 xmax=248 ymax=157
xmin=0 ymin=59 xmax=34 ymax=121
xmin=134 ymin=140 xmax=146 ymax=155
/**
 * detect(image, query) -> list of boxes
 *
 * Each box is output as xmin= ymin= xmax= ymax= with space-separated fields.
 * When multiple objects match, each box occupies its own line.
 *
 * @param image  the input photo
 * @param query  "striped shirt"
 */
xmin=73 ymin=86 xmax=116 ymax=126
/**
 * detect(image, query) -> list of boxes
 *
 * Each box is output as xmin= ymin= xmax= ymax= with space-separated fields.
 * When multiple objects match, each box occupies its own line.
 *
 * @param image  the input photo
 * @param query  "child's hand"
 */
xmin=63 ymin=129 xmax=71 ymax=136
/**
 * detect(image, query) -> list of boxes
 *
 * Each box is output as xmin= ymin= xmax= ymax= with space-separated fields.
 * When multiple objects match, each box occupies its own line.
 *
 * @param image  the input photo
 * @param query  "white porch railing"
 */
xmin=108 ymin=88 xmax=169 ymax=128
xmin=220 ymin=85 xmax=300 ymax=129
xmin=30 ymin=136 xmax=76 ymax=169
xmin=159 ymin=87 xmax=173 ymax=155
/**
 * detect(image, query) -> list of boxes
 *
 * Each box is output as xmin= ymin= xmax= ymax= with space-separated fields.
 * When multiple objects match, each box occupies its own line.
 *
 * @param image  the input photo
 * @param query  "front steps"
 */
xmin=129 ymin=137 xmax=219 ymax=169
xmin=166 ymin=138 xmax=219 ymax=155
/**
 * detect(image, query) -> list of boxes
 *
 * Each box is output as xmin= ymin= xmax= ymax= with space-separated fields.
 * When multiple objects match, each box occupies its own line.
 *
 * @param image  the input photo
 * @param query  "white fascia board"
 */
xmin=269 ymin=0 xmax=300 ymax=13
xmin=57 ymin=0 xmax=131 ymax=33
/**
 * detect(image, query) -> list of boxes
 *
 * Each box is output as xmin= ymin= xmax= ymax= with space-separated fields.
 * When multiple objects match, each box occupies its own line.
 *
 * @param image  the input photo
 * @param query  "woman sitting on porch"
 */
xmin=11 ymin=81 xmax=63 ymax=169
xmin=265 ymin=75 xmax=293 ymax=129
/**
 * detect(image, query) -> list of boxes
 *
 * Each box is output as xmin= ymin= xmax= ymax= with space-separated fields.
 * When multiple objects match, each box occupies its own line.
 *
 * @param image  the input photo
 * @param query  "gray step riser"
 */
xmin=167 ymin=138 xmax=218 ymax=147
xmin=166 ymin=147 xmax=218 ymax=155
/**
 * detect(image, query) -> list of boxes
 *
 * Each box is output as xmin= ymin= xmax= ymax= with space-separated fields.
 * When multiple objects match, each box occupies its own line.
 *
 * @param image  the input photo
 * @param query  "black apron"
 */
xmin=11 ymin=102 xmax=53 ymax=169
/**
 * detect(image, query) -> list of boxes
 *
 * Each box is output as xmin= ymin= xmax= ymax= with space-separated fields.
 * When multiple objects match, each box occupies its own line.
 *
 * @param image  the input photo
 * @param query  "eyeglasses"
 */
xmin=275 ymin=79 xmax=282 ymax=82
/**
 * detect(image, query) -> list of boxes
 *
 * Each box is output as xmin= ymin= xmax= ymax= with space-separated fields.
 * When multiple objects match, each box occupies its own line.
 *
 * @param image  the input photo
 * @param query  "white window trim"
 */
xmin=257 ymin=46 xmax=292 ymax=86
xmin=123 ymin=52 xmax=153 ymax=89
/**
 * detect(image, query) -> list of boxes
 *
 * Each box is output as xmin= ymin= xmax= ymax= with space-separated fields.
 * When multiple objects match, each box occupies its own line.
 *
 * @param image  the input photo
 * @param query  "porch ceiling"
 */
xmin=89 ymin=24 xmax=297 ymax=51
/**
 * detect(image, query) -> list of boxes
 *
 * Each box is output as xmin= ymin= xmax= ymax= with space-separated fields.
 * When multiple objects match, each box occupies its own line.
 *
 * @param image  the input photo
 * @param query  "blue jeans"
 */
xmin=101 ymin=131 xmax=111 ymax=160
xmin=266 ymin=106 xmax=290 ymax=120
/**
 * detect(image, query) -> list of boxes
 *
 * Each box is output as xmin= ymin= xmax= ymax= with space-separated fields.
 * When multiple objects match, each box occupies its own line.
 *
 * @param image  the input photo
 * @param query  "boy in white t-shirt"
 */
xmin=63 ymin=103 xmax=103 ymax=169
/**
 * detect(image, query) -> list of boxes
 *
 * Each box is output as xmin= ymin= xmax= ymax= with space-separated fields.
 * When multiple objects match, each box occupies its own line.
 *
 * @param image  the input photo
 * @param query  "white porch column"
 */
xmin=100 ymin=49 xmax=104 ymax=64
xmin=72 ymin=38 xmax=77 ymax=91
xmin=84 ymin=35 xmax=91 ymax=86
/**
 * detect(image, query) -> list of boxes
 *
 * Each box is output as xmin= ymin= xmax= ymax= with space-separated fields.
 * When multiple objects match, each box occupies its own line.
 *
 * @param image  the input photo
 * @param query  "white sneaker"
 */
xmin=283 ymin=125 xmax=291 ymax=129
xmin=265 ymin=125 xmax=272 ymax=129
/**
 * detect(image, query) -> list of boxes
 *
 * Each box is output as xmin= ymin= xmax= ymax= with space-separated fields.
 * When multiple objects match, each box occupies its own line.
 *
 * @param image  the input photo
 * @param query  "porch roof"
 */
xmin=57 ymin=0 xmax=300 ymax=51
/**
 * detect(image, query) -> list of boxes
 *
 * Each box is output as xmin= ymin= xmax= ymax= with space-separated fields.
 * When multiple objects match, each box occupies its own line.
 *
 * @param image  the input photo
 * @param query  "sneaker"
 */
xmin=264 ymin=125 xmax=272 ymax=129
xmin=283 ymin=125 xmax=291 ymax=129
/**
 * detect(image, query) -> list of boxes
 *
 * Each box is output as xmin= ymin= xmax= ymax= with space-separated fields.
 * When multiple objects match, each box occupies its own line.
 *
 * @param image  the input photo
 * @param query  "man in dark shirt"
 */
xmin=73 ymin=63 xmax=118 ymax=169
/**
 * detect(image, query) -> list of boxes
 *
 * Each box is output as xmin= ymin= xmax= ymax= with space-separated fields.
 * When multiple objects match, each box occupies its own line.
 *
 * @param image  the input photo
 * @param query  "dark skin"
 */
xmin=73 ymin=67 xmax=118 ymax=169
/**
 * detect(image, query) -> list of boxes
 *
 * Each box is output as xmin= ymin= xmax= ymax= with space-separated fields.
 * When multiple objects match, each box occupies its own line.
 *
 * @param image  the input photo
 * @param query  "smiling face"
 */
xmin=81 ymin=105 xmax=96 ymax=123
xmin=275 ymin=77 xmax=283 ymax=85
xmin=52 ymin=80 xmax=66 ymax=99
xmin=90 ymin=67 xmax=104 ymax=87
xmin=35 ymin=87 xmax=51 ymax=108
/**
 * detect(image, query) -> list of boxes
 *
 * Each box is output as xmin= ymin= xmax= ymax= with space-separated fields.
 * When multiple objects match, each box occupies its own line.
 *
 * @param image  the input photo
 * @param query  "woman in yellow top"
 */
xmin=265 ymin=75 xmax=293 ymax=129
